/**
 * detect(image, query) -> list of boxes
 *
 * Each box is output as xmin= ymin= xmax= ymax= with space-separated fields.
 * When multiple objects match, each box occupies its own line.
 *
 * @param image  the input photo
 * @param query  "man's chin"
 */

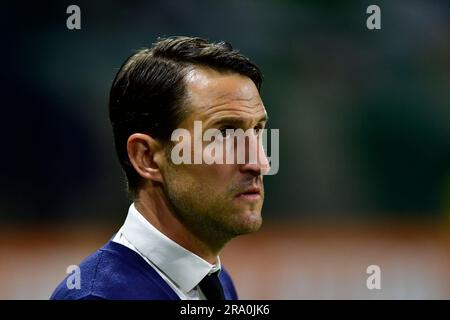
xmin=232 ymin=210 xmax=263 ymax=235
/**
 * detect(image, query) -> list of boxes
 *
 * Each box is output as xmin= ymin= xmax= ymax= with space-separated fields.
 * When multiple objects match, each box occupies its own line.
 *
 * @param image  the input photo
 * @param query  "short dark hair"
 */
xmin=109 ymin=36 xmax=263 ymax=198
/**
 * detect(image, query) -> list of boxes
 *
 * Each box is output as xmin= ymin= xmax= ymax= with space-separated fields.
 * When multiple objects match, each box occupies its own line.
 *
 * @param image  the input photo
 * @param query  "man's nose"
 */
xmin=239 ymin=132 xmax=270 ymax=175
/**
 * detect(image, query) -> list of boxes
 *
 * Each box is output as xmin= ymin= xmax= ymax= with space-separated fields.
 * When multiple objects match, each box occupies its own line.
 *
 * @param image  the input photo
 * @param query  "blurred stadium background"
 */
xmin=1 ymin=0 xmax=449 ymax=299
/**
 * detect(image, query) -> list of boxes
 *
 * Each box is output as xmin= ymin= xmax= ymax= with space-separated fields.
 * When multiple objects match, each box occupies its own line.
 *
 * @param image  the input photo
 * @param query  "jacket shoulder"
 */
xmin=50 ymin=241 xmax=178 ymax=300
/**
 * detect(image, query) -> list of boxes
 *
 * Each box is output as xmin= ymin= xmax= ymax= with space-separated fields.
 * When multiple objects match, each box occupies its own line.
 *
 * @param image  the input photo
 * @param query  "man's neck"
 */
xmin=134 ymin=188 xmax=222 ymax=265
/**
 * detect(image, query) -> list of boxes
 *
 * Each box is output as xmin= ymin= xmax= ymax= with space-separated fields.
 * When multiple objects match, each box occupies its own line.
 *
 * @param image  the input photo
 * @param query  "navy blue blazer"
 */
xmin=50 ymin=240 xmax=238 ymax=300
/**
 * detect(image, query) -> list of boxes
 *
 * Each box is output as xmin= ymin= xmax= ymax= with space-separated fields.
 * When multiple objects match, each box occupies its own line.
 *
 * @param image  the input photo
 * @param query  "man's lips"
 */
xmin=239 ymin=187 xmax=261 ymax=195
xmin=235 ymin=187 xmax=262 ymax=201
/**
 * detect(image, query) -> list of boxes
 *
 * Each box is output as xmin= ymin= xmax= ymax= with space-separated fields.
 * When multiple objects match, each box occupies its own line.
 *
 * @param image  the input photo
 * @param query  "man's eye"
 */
xmin=219 ymin=127 xmax=235 ymax=138
xmin=254 ymin=125 xmax=264 ymax=134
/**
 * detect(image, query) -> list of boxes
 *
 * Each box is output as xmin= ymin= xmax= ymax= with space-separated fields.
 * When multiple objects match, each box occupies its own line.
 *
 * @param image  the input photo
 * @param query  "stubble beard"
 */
xmin=162 ymin=174 xmax=264 ymax=250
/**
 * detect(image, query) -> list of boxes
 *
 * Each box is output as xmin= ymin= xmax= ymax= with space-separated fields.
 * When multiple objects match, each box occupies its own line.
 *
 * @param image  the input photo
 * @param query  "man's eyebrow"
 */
xmin=209 ymin=114 xmax=268 ymax=127
xmin=259 ymin=114 xmax=268 ymax=123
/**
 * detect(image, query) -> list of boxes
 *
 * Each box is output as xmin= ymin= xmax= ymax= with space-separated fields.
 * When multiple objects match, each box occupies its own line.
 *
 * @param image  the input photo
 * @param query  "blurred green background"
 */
xmin=1 ymin=0 xmax=449 ymax=299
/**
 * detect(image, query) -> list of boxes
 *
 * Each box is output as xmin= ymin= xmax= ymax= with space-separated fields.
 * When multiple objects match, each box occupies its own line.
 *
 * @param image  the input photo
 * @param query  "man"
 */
xmin=51 ymin=36 xmax=269 ymax=300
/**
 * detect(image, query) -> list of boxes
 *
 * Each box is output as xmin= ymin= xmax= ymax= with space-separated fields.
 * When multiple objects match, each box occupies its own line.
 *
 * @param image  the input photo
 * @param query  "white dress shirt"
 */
xmin=112 ymin=203 xmax=221 ymax=300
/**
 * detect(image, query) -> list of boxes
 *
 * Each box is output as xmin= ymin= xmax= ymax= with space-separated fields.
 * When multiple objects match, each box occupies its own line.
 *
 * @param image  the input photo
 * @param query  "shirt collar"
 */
xmin=121 ymin=203 xmax=221 ymax=292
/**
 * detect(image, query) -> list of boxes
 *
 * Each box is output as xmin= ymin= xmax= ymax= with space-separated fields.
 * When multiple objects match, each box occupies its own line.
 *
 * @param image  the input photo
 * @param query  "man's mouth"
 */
xmin=236 ymin=187 xmax=262 ymax=201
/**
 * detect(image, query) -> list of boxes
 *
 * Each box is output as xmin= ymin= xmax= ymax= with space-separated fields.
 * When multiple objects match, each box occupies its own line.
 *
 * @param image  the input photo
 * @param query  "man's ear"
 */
xmin=127 ymin=133 xmax=165 ymax=183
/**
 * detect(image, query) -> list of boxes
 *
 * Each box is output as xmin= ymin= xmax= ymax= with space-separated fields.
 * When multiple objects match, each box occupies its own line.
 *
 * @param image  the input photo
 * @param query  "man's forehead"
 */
xmin=184 ymin=67 xmax=265 ymax=119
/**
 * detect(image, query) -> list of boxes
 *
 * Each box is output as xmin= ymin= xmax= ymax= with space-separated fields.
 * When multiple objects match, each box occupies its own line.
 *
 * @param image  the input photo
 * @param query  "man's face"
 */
xmin=161 ymin=67 xmax=269 ymax=242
